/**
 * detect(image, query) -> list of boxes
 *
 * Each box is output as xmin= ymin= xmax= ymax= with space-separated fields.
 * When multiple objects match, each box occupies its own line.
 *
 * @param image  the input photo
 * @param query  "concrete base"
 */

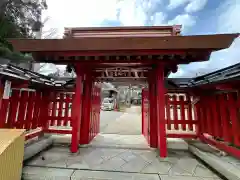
xmin=167 ymin=138 xmax=188 ymax=150
xmin=24 ymin=137 xmax=53 ymax=161
xmin=189 ymin=141 xmax=240 ymax=180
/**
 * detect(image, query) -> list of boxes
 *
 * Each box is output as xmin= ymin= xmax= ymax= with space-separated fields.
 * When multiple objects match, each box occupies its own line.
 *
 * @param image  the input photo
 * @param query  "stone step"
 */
xmin=24 ymin=136 xmax=53 ymax=161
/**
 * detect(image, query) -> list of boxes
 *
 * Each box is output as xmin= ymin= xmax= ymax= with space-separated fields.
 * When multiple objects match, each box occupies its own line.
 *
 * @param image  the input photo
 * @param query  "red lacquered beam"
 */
xmin=25 ymin=130 xmax=43 ymax=140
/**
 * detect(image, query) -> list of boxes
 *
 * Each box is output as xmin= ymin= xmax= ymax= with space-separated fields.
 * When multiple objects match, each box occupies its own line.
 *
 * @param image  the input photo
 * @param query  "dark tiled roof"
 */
xmin=189 ymin=62 xmax=240 ymax=87
xmin=0 ymin=64 xmax=65 ymax=87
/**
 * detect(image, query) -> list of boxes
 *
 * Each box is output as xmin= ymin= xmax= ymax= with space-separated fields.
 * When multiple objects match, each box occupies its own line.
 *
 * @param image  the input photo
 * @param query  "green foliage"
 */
xmin=0 ymin=0 xmax=47 ymax=62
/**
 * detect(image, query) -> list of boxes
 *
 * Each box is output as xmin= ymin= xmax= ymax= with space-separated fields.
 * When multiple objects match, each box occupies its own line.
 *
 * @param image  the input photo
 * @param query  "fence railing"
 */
xmin=197 ymin=91 xmax=240 ymax=158
xmin=0 ymin=84 xmax=101 ymax=143
xmin=0 ymin=89 xmax=44 ymax=140
xmin=142 ymin=89 xmax=198 ymax=143
xmin=89 ymin=87 xmax=101 ymax=142
xmin=165 ymin=93 xmax=197 ymax=138
xmin=46 ymin=92 xmax=74 ymax=134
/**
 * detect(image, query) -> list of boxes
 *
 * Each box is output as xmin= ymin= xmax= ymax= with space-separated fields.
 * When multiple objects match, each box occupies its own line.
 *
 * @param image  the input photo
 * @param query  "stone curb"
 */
xmin=189 ymin=144 xmax=240 ymax=180
xmin=24 ymin=137 xmax=53 ymax=161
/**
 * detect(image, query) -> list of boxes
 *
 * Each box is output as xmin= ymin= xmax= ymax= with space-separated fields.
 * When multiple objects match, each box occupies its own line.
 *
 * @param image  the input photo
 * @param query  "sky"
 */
xmin=41 ymin=0 xmax=240 ymax=77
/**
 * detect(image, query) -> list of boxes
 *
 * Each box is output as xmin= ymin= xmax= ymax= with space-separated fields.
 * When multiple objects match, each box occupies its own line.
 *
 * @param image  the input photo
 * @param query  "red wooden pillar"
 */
xmin=80 ymin=71 xmax=93 ymax=144
xmin=71 ymin=70 xmax=83 ymax=153
xmin=149 ymin=70 xmax=158 ymax=148
xmin=156 ymin=64 xmax=167 ymax=157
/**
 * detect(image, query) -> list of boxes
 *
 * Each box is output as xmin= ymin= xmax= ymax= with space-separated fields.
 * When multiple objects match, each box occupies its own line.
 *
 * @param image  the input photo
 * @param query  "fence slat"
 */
xmin=165 ymin=95 xmax=171 ymax=130
xmin=7 ymin=90 xmax=20 ymax=128
xmin=186 ymin=95 xmax=193 ymax=131
xmin=172 ymin=95 xmax=179 ymax=130
xmin=50 ymin=93 xmax=58 ymax=126
xmin=32 ymin=92 xmax=41 ymax=129
xmin=228 ymin=92 xmax=240 ymax=146
xmin=205 ymin=97 xmax=213 ymax=134
xmin=63 ymin=94 xmax=70 ymax=126
xmin=17 ymin=91 xmax=28 ymax=129
xmin=199 ymin=98 xmax=207 ymax=134
xmin=0 ymin=99 xmax=9 ymax=128
xmin=194 ymin=102 xmax=201 ymax=136
xmin=25 ymin=92 xmax=35 ymax=130
xmin=210 ymin=95 xmax=219 ymax=137
xmin=57 ymin=93 xmax=64 ymax=126
xmin=179 ymin=95 xmax=186 ymax=131
xmin=219 ymin=94 xmax=231 ymax=142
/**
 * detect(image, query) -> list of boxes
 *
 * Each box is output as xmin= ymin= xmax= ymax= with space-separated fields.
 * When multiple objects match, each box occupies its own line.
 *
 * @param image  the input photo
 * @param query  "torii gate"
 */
xmin=9 ymin=25 xmax=238 ymax=157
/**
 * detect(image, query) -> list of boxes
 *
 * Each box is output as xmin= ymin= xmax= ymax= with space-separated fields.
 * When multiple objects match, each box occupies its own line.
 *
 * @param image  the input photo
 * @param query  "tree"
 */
xmin=0 ymin=0 xmax=47 ymax=63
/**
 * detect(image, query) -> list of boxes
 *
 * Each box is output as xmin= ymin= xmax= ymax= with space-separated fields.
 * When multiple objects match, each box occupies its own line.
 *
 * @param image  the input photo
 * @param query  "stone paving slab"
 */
xmin=25 ymin=145 xmax=221 ymax=179
xmin=159 ymin=175 xmax=222 ymax=180
xmin=71 ymin=170 xmax=160 ymax=180
xmin=22 ymin=110 xmax=222 ymax=180
xmin=22 ymin=166 xmax=74 ymax=180
xmin=89 ymin=134 xmax=150 ymax=149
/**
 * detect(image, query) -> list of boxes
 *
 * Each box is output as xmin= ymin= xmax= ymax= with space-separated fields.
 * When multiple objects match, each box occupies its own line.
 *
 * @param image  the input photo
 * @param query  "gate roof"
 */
xmin=8 ymin=27 xmax=238 ymax=65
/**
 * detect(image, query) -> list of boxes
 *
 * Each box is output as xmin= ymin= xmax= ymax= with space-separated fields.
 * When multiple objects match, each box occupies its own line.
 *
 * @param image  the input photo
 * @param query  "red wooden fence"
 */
xmin=165 ymin=93 xmax=198 ymax=138
xmin=0 ymin=89 xmax=44 ymax=140
xmin=142 ymin=90 xmax=198 ymax=144
xmin=89 ymin=86 xmax=101 ymax=142
xmin=0 ymin=84 xmax=101 ymax=144
xmin=45 ymin=92 xmax=74 ymax=134
xmin=197 ymin=91 xmax=240 ymax=158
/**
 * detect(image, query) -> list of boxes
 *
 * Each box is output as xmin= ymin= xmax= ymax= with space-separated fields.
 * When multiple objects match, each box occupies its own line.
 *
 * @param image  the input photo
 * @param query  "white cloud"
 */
xmin=185 ymin=0 xmax=207 ymax=13
xmin=168 ymin=0 xmax=189 ymax=10
xmin=42 ymin=0 xmax=120 ymax=37
xmin=168 ymin=0 xmax=208 ymax=13
xmin=171 ymin=0 xmax=240 ymax=78
xmin=204 ymin=0 xmax=240 ymax=70
xmin=118 ymin=0 xmax=146 ymax=26
xmin=153 ymin=12 xmax=166 ymax=25
xmin=40 ymin=0 xmax=147 ymax=74
xmin=168 ymin=14 xmax=196 ymax=31
xmin=42 ymin=0 xmax=148 ymax=37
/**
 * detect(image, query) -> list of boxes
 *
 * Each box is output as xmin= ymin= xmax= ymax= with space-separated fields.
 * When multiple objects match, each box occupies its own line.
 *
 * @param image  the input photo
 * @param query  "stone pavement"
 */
xmin=23 ymin=134 xmax=222 ymax=180
xmin=89 ymin=133 xmax=150 ymax=149
xmin=100 ymin=111 xmax=124 ymax=133
xmin=100 ymin=112 xmax=142 ymax=135
xmin=22 ymin=107 xmax=222 ymax=180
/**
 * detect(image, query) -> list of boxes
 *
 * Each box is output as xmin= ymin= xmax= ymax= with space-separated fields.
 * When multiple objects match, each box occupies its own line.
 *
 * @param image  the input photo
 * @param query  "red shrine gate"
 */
xmin=7 ymin=26 xmax=238 ymax=157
